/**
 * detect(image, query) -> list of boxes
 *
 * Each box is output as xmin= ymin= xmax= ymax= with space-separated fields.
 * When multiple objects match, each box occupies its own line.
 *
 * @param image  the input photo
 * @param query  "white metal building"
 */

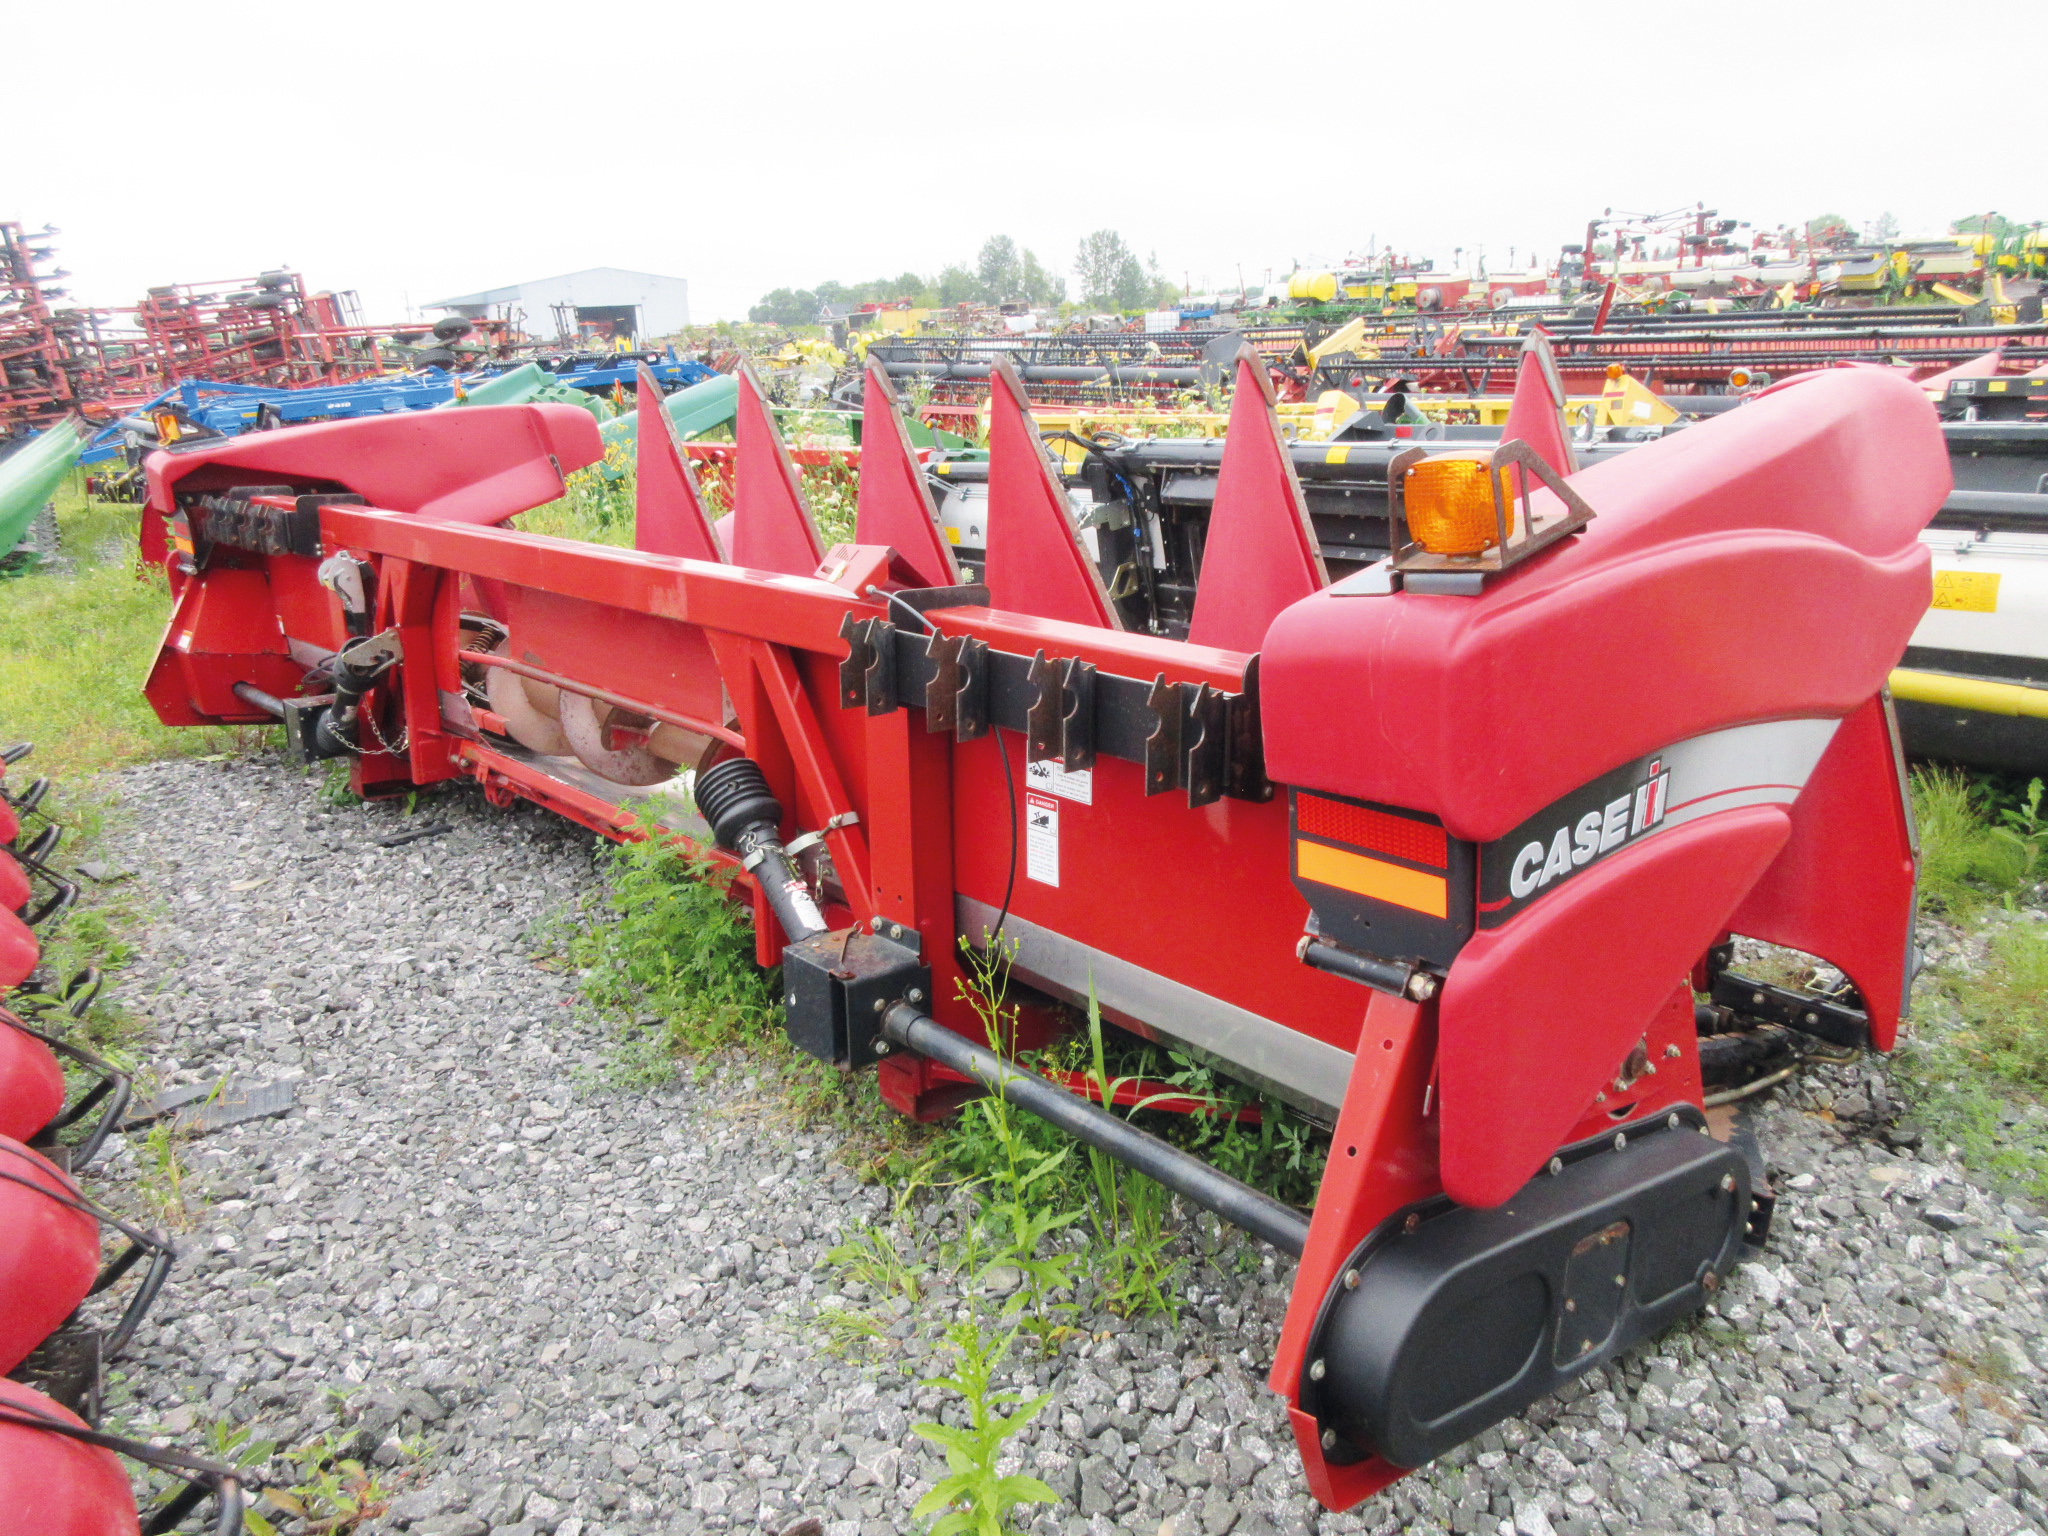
xmin=425 ymin=267 xmax=691 ymax=345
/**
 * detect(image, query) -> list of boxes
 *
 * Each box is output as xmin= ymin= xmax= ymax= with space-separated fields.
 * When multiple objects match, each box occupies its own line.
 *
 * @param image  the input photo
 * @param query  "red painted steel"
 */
xmin=0 ymin=851 xmax=28 ymax=912
xmin=730 ymin=364 xmax=825 ymax=577
xmin=0 ymin=1136 xmax=100 ymax=1374
xmin=1261 ymin=366 xmax=1946 ymax=842
xmin=1438 ymin=806 xmax=1792 ymax=1207
xmin=1726 ymin=696 xmax=1916 ymax=1050
xmin=0 ymin=1018 xmax=64 ymax=1143
xmin=1185 ymin=350 xmax=1329 ymax=652
xmin=145 ymin=404 xmax=602 ymax=526
xmin=0 ymin=908 xmax=37 ymax=990
xmin=984 ymin=358 xmax=1122 ymax=628
xmin=633 ymin=366 xmax=726 ymax=563
xmin=1496 ymin=331 xmax=1578 ymax=485
xmin=129 ymin=360 xmax=1945 ymax=1515
xmin=855 ymin=363 xmax=961 ymax=590
xmin=0 ymin=1379 xmax=138 ymax=1536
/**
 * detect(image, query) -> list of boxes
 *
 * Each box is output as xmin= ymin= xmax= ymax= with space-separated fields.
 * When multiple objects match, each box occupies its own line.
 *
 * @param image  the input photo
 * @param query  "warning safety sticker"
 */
xmin=1931 ymin=569 xmax=2001 ymax=613
xmin=1025 ymin=791 xmax=1059 ymax=886
xmin=1025 ymin=758 xmax=1093 ymax=803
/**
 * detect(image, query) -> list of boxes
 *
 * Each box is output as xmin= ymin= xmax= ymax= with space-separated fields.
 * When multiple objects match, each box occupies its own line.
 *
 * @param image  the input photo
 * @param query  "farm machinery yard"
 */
xmin=3 ymin=206 xmax=2048 ymax=1531
xmin=0 ymin=316 xmax=2012 ymax=1523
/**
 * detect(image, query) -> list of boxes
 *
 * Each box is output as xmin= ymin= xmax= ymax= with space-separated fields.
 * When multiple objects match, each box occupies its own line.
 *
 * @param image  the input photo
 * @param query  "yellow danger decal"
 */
xmin=1931 ymin=570 xmax=2001 ymax=613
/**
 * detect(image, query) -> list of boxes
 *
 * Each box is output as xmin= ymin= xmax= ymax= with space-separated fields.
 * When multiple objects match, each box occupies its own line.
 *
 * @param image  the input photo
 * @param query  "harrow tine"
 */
xmin=730 ymin=361 xmax=825 ymax=576
xmin=1186 ymin=346 xmax=1329 ymax=652
xmin=855 ymin=362 xmax=960 ymax=590
xmin=984 ymin=356 xmax=1122 ymax=629
xmin=632 ymin=364 xmax=725 ymax=564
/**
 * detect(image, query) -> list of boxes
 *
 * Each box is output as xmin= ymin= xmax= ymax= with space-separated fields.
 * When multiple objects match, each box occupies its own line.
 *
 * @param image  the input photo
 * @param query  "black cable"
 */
xmin=863 ymin=585 xmax=934 ymax=633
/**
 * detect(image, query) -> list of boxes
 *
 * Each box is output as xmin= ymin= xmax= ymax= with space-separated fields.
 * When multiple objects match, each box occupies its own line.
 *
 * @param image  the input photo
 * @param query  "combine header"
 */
xmin=134 ymin=337 xmax=1942 ymax=1508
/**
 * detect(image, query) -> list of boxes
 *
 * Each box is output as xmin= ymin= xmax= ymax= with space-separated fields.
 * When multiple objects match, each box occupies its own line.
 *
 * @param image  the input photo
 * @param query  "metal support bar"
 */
xmin=880 ymin=1001 xmax=1311 ymax=1257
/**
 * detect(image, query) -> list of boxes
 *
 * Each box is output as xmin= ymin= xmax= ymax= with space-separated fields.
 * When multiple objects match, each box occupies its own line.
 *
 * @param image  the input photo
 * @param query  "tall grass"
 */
xmin=1911 ymin=766 xmax=2032 ymax=917
xmin=0 ymin=477 xmax=253 ymax=776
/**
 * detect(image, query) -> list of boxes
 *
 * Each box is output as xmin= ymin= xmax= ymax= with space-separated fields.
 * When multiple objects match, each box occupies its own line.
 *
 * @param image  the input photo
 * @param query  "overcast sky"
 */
xmin=13 ymin=3 xmax=2038 ymax=326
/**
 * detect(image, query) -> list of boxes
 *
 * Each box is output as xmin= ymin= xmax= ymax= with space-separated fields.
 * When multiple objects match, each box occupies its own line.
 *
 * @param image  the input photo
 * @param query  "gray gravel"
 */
xmin=80 ymin=755 xmax=2048 ymax=1536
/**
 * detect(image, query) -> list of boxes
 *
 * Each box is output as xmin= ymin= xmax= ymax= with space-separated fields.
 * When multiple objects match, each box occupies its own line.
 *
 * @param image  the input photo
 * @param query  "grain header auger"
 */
xmin=136 ymin=335 xmax=1945 ymax=1510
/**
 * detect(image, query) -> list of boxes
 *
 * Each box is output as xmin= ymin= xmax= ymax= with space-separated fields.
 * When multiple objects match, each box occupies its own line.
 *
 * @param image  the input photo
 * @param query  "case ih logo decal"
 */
xmin=1479 ymin=753 xmax=1673 ymax=927
xmin=1475 ymin=717 xmax=1843 ymax=929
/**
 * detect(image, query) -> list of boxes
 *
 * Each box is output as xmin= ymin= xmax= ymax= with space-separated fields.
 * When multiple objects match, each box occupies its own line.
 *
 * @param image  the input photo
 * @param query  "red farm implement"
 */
xmin=135 ymin=340 xmax=1943 ymax=1509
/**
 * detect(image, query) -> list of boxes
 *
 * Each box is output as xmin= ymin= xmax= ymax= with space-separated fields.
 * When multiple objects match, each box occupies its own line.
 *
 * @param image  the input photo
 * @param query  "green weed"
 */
xmin=134 ymin=1113 xmax=200 ymax=1229
xmin=0 ymin=478 xmax=264 ymax=776
xmin=911 ymin=1318 xmax=1059 ymax=1536
xmin=567 ymin=813 xmax=779 ymax=1081
xmin=1912 ymin=767 xmax=2031 ymax=916
xmin=828 ymin=1219 xmax=930 ymax=1305
xmin=1946 ymin=919 xmax=2048 ymax=1091
xmin=255 ymin=1431 xmax=394 ymax=1534
xmin=1077 ymin=993 xmax=1180 ymax=1317
xmin=817 ymin=1303 xmax=890 ymax=1360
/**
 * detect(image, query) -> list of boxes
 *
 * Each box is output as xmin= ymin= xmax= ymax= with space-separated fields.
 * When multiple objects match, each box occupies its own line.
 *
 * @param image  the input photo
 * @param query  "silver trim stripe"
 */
xmin=956 ymin=897 xmax=1352 ymax=1120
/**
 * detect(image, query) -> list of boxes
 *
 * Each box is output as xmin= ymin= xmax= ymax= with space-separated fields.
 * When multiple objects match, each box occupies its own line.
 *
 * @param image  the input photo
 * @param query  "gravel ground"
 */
xmin=76 ymin=756 xmax=2048 ymax=1536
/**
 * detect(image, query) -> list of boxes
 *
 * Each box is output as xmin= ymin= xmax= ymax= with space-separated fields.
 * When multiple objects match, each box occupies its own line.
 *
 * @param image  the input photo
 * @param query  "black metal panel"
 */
xmin=1300 ymin=1111 xmax=1750 ymax=1471
xmin=779 ymin=929 xmax=928 ymax=1070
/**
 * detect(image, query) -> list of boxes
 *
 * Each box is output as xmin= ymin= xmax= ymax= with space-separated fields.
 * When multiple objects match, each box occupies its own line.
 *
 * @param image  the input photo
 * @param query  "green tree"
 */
xmin=1018 ymin=249 xmax=1063 ymax=307
xmin=1075 ymin=229 xmax=1147 ymax=310
xmin=976 ymin=236 xmax=1021 ymax=303
xmin=748 ymin=287 xmax=820 ymax=325
xmin=935 ymin=264 xmax=980 ymax=305
xmin=1864 ymin=210 xmax=1900 ymax=244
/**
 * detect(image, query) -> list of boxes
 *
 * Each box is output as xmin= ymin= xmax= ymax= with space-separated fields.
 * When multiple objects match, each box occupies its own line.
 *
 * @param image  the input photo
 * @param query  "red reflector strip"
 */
xmin=1296 ymin=795 xmax=1447 ymax=869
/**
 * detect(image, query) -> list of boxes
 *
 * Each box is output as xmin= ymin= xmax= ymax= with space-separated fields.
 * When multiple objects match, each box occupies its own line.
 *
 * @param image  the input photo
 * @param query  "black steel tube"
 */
xmin=230 ymin=683 xmax=285 ymax=719
xmin=1299 ymin=937 xmax=1414 ymax=996
xmin=881 ymin=1002 xmax=1312 ymax=1257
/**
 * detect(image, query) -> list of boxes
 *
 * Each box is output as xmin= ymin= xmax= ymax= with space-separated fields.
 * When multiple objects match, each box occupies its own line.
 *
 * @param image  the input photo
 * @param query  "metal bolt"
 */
xmin=1751 ymin=991 xmax=1765 ymax=1006
xmin=1664 ymin=1043 xmax=1682 ymax=1059
xmin=1403 ymin=1212 xmax=1421 ymax=1234
xmin=1548 ymin=1157 xmax=1564 ymax=1176
xmin=873 ymin=1041 xmax=890 ymax=1055
xmin=1666 ymin=1113 xmax=1681 ymax=1130
xmin=907 ymin=987 xmax=925 ymax=1004
xmin=1309 ymin=1359 xmax=1326 ymax=1382
xmin=1614 ymin=1273 xmax=1626 ymax=1287
xmin=891 ymin=923 xmax=905 ymax=939
xmin=1720 ymin=1174 xmax=1737 ymax=1193
xmin=871 ymin=915 xmax=886 ymax=932
xmin=1644 ymin=1061 xmax=1657 ymax=1074
xmin=786 ymin=993 xmax=797 ymax=1007
xmin=1320 ymin=1429 xmax=1337 ymax=1451
xmin=1612 ymin=1132 xmax=1628 ymax=1151
xmin=1405 ymin=972 xmax=1439 ymax=1002
xmin=1564 ymin=1298 xmax=1577 ymax=1313
xmin=1594 ymin=1091 xmax=1607 ymax=1104
xmin=1580 ymin=1338 xmax=1594 ymax=1355
xmin=1342 ymin=1269 xmax=1360 ymax=1291
xmin=1702 ymin=1270 xmax=1719 ymax=1292
xmin=872 ymin=998 xmax=885 ymax=1012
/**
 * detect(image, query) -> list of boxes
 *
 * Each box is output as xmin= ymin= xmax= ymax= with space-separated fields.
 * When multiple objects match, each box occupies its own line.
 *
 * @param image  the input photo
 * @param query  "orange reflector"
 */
xmin=1296 ymin=795 xmax=1447 ymax=868
xmin=1296 ymin=840 xmax=1448 ymax=918
xmin=1404 ymin=458 xmax=1510 ymax=556
xmin=1604 ymin=363 xmax=1624 ymax=380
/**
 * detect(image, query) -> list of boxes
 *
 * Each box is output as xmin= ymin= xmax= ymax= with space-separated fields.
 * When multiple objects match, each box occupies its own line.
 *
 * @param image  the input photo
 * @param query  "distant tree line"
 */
xmin=748 ymin=230 xmax=1178 ymax=325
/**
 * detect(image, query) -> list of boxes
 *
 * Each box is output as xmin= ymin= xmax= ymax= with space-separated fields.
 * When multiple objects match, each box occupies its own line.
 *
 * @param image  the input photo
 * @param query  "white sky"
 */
xmin=12 ymin=2 xmax=2036 ymax=325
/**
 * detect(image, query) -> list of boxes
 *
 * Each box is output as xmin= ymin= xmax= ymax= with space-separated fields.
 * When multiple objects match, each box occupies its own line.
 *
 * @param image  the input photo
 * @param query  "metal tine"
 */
xmin=729 ymin=360 xmax=825 ymax=577
xmin=1185 ymin=345 xmax=1329 ymax=652
xmin=631 ymin=363 xmax=725 ymax=563
xmin=983 ymin=356 xmax=1123 ymax=629
xmin=857 ymin=362 xmax=960 ymax=590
